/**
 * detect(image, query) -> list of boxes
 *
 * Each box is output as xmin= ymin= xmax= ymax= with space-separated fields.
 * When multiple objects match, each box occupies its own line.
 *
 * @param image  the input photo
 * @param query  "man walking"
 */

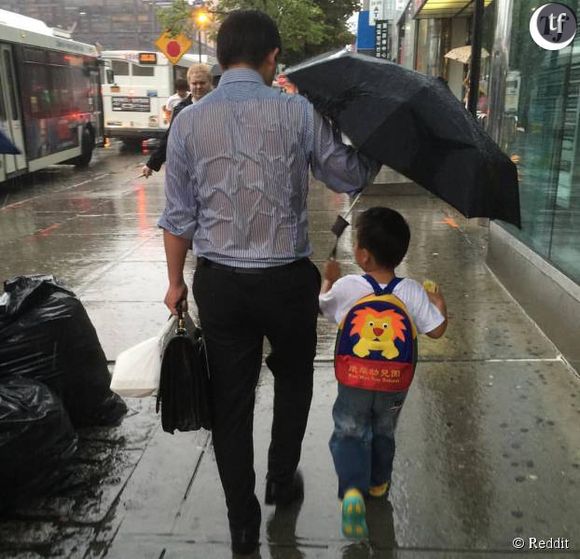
xmin=141 ymin=64 xmax=212 ymax=178
xmin=159 ymin=10 xmax=378 ymax=556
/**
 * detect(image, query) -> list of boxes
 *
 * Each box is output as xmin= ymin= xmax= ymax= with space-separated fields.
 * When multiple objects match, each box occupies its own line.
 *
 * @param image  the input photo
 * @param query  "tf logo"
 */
xmin=530 ymin=3 xmax=577 ymax=50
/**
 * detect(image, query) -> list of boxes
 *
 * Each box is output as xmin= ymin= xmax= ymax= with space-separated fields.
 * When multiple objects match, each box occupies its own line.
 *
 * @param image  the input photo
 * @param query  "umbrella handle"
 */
xmin=327 ymin=191 xmax=364 ymax=260
xmin=344 ymin=192 xmax=363 ymax=220
xmin=329 ymin=241 xmax=338 ymax=260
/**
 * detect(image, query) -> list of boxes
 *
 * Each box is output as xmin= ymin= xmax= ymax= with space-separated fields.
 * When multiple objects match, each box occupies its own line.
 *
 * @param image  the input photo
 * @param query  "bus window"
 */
xmin=50 ymin=66 xmax=74 ymax=116
xmin=111 ymin=60 xmax=129 ymax=76
xmin=174 ymin=66 xmax=187 ymax=83
xmin=3 ymin=50 xmax=19 ymax=120
xmin=21 ymin=63 xmax=51 ymax=118
xmin=132 ymin=64 xmax=154 ymax=77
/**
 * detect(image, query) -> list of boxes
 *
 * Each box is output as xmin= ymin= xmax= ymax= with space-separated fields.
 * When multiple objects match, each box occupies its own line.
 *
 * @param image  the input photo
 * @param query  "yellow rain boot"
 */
xmin=369 ymin=481 xmax=390 ymax=498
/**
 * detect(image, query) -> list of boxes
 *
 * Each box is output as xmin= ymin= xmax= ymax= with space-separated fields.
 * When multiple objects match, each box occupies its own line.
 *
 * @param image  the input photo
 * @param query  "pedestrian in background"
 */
xmin=141 ymin=64 xmax=212 ymax=178
xmin=163 ymin=78 xmax=189 ymax=117
xmin=159 ymin=10 xmax=379 ymax=556
xmin=319 ymin=207 xmax=448 ymax=539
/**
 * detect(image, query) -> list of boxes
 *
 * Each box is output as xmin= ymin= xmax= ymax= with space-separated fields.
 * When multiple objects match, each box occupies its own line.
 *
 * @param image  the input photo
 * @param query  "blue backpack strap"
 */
xmin=362 ymin=274 xmax=383 ymax=295
xmin=363 ymin=274 xmax=403 ymax=295
xmin=384 ymin=277 xmax=403 ymax=294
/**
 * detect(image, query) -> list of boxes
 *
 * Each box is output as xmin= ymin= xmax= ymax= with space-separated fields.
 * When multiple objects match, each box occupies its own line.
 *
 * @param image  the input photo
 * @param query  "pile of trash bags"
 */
xmin=0 ymin=275 xmax=127 ymax=510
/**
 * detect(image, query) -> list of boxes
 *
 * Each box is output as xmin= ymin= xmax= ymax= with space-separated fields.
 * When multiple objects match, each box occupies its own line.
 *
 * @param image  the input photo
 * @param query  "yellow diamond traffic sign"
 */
xmin=155 ymin=32 xmax=192 ymax=65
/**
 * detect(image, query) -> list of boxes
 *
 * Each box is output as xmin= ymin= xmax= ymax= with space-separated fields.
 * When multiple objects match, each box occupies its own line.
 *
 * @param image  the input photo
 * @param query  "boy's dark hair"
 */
xmin=217 ymin=10 xmax=282 ymax=69
xmin=175 ymin=78 xmax=188 ymax=91
xmin=356 ymin=207 xmax=410 ymax=269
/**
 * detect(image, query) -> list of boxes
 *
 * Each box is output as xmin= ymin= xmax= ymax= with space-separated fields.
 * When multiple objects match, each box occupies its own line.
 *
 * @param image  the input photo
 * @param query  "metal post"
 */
xmin=198 ymin=30 xmax=202 ymax=63
xmin=468 ymin=0 xmax=485 ymax=116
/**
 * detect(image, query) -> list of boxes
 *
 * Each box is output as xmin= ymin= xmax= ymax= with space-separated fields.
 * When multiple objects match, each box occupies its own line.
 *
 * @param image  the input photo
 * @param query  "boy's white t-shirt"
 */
xmin=166 ymin=93 xmax=188 ymax=111
xmin=319 ymin=275 xmax=444 ymax=335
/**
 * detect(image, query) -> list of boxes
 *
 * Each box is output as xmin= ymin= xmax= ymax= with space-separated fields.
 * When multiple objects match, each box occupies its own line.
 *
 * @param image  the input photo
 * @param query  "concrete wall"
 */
xmin=487 ymin=222 xmax=580 ymax=373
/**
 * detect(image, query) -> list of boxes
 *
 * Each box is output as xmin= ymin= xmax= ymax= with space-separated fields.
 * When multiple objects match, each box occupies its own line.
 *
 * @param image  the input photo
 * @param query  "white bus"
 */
xmin=0 ymin=9 xmax=104 ymax=184
xmin=101 ymin=50 xmax=214 ymax=144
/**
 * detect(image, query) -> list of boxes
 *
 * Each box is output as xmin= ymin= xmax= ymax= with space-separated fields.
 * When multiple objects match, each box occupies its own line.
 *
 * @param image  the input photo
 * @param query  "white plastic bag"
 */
xmin=111 ymin=318 xmax=175 ymax=398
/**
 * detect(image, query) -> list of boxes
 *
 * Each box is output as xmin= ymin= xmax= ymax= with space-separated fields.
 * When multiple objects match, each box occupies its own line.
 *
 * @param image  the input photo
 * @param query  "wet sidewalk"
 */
xmin=1 ymin=159 xmax=579 ymax=558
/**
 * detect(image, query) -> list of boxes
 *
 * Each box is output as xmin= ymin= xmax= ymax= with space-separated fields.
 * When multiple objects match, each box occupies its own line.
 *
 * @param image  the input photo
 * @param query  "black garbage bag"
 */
xmin=156 ymin=312 xmax=211 ymax=434
xmin=0 ymin=377 xmax=77 ymax=510
xmin=0 ymin=275 xmax=127 ymax=427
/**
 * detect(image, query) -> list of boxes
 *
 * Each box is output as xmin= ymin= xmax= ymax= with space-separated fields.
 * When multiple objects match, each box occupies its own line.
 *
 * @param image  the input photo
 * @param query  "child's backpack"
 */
xmin=334 ymin=275 xmax=417 ymax=392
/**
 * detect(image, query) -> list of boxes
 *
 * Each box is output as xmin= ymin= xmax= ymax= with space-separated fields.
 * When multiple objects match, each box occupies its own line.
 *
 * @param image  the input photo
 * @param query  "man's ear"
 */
xmin=267 ymin=48 xmax=280 ymax=67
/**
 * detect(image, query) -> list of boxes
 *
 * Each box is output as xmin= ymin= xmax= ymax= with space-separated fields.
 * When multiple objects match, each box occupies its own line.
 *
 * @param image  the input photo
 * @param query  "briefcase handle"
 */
xmin=177 ymin=302 xmax=187 ymax=334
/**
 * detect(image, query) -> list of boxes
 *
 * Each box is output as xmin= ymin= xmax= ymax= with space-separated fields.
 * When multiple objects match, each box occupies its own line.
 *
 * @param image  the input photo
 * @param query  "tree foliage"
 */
xmin=157 ymin=0 xmax=201 ymax=38
xmin=306 ymin=0 xmax=358 ymax=56
xmin=216 ymin=0 xmax=326 ymax=64
xmin=156 ymin=0 xmax=359 ymax=64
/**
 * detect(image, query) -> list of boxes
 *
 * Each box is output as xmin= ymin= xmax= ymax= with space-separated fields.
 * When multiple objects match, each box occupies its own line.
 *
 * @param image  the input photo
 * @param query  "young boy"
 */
xmin=319 ymin=206 xmax=448 ymax=539
xmin=164 ymin=78 xmax=189 ymax=115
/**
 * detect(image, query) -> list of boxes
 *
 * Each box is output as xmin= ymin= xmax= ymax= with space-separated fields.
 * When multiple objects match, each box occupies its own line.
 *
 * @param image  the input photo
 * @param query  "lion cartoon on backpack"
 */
xmin=350 ymin=307 xmax=407 ymax=359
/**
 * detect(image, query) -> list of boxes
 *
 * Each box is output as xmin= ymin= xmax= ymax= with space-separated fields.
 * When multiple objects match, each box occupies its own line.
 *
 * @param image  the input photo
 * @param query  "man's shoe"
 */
xmin=341 ymin=488 xmax=368 ymax=540
xmin=230 ymin=505 xmax=260 ymax=556
xmin=230 ymin=525 xmax=259 ymax=556
xmin=265 ymin=470 xmax=304 ymax=506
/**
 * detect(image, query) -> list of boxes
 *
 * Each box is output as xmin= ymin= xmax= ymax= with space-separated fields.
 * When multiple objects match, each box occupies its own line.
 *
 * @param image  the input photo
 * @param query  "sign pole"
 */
xmin=468 ymin=0 xmax=484 ymax=117
xmin=198 ymin=30 xmax=202 ymax=63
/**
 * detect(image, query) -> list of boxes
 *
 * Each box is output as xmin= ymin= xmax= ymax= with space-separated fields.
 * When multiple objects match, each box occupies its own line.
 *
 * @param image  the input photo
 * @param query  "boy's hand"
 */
xmin=321 ymin=259 xmax=341 ymax=295
xmin=427 ymin=289 xmax=447 ymax=316
xmin=426 ymin=288 xmax=448 ymax=339
xmin=324 ymin=259 xmax=341 ymax=283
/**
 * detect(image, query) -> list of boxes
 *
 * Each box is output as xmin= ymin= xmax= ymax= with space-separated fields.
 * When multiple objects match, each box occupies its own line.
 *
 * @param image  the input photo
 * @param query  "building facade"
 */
xmin=395 ymin=0 xmax=580 ymax=370
xmin=486 ymin=0 xmax=580 ymax=371
xmin=0 ymin=0 xmax=214 ymax=55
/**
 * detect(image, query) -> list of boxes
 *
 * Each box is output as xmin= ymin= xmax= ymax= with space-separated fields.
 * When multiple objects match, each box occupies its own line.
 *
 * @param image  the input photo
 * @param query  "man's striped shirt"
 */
xmin=159 ymin=68 xmax=377 ymax=268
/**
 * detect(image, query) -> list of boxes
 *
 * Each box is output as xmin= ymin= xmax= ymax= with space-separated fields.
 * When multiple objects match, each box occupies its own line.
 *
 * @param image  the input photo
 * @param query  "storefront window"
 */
xmin=416 ymin=19 xmax=452 ymax=77
xmin=398 ymin=3 xmax=417 ymax=69
xmin=496 ymin=0 xmax=580 ymax=282
xmin=477 ymin=2 xmax=498 ymax=114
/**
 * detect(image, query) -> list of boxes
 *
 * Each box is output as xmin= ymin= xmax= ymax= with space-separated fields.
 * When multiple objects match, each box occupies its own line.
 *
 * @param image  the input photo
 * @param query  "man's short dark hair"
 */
xmin=217 ymin=10 xmax=282 ymax=69
xmin=175 ymin=78 xmax=188 ymax=91
xmin=356 ymin=207 xmax=410 ymax=269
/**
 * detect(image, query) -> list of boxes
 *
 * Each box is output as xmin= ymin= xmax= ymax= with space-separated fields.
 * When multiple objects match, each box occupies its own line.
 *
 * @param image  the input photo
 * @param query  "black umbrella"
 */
xmin=0 ymin=129 xmax=20 ymax=155
xmin=286 ymin=51 xmax=520 ymax=227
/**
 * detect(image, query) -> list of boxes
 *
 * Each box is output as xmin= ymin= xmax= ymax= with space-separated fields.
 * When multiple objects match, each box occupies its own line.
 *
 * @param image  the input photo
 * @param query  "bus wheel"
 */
xmin=73 ymin=128 xmax=95 ymax=167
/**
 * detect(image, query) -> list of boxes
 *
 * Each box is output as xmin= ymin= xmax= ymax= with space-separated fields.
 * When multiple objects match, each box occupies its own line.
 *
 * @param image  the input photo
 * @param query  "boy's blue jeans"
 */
xmin=329 ymin=384 xmax=407 ymax=499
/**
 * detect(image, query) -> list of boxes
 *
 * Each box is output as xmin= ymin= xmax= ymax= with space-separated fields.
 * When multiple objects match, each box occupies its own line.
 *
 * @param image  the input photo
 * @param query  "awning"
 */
xmin=414 ymin=0 xmax=493 ymax=19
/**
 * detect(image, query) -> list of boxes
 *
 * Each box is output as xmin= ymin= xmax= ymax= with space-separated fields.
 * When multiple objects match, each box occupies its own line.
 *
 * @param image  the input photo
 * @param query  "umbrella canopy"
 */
xmin=0 ymin=129 xmax=20 ymax=155
xmin=445 ymin=45 xmax=490 ymax=64
xmin=286 ymin=51 xmax=520 ymax=226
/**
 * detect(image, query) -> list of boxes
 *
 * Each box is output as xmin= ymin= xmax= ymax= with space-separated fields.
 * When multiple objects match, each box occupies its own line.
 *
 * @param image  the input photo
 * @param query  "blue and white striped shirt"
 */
xmin=159 ymin=68 xmax=377 ymax=268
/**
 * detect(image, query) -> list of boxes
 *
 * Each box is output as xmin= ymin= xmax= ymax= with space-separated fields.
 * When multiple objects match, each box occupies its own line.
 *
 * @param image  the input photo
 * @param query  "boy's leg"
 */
xmin=370 ymin=391 xmax=407 ymax=489
xmin=329 ymin=384 xmax=373 ymax=499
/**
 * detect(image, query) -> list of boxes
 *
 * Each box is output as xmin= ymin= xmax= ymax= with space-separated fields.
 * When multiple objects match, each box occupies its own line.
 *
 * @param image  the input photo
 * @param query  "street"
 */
xmin=0 ymin=147 xmax=579 ymax=558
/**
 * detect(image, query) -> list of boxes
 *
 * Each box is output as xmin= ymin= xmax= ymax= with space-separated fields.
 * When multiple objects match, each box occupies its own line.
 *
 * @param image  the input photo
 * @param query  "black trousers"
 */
xmin=193 ymin=258 xmax=321 ymax=530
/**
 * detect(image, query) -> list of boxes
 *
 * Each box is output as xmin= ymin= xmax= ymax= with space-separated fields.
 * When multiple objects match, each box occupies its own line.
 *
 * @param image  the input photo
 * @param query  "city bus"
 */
xmin=101 ymin=50 xmax=214 ymax=144
xmin=0 ymin=9 xmax=104 ymax=184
